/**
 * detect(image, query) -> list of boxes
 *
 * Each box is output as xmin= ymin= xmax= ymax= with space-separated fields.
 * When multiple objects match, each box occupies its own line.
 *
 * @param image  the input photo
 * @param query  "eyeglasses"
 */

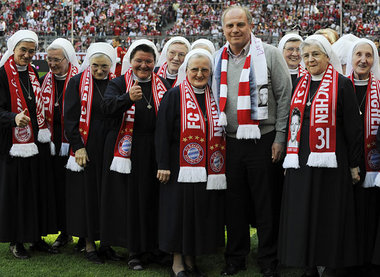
xmin=168 ymin=51 xmax=186 ymax=59
xmin=17 ymin=47 xmax=36 ymax=55
xmin=46 ymin=57 xmax=66 ymax=64
xmin=189 ymin=68 xmax=210 ymax=74
xmin=91 ymin=63 xmax=110 ymax=70
xmin=302 ymin=51 xmax=325 ymax=59
xmin=285 ymin=47 xmax=301 ymax=53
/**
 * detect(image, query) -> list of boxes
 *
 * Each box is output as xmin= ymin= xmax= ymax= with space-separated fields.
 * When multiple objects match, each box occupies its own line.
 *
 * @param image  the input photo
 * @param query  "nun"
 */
xmin=64 ymin=42 xmax=116 ymax=264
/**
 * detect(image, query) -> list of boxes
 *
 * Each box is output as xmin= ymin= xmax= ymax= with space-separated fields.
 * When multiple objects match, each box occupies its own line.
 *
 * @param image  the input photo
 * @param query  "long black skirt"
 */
xmin=159 ymin=143 xmax=225 ymax=256
xmin=100 ymin=131 xmax=160 ymax=253
xmin=52 ymin=154 xmax=69 ymax=232
xmin=66 ymin=119 xmax=106 ymax=241
xmin=0 ymin=143 xmax=52 ymax=243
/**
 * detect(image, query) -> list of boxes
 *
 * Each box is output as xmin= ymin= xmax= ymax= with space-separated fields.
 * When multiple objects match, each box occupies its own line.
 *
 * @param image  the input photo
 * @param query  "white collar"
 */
xmin=354 ymin=78 xmax=369 ymax=86
xmin=311 ymin=72 xmax=325 ymax=81
xmin=191 ymin=85 xmax=205 ymax=94
xmin=166 ymin=69 xmax=178 ymax=79
xmin=16 ymin=64 xmax=27 ymax=72
xmin=54 ymin=72 xmax=68 ymax=81
xmin=132 ymin=72 xmax=151 ymax=83
xmin=289 ymin=67 xmax=299 ymax=74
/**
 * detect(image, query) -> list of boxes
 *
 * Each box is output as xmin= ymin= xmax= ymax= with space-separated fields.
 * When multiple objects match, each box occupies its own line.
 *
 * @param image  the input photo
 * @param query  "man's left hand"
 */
xmin=272 ymin=142 xmax=284 ymax=163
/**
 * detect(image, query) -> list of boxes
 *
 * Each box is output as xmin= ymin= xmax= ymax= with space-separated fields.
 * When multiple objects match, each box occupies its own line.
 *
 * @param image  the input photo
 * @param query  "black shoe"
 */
xmin=262 ymin=267 xmax=280 ymax=277
xmin=52 ymin=233 xmax=72 ymax=249
xmin=98 ymin=246 xmax=123 ymax=261
xmin=128 ymin=257 xmax=144 ymax=270
xmin=185 ymin=265 xmax=207 ymax=277
xmin=220 ymin=263 xmax=246 ymax=276
xmin=74 ymin=238 xmax=86 ymax=252
xmin=85 ymin=250 xmax=104 ymax=264
xmin=30 ymin=239 xmax=60 ymax=254
xmin=171 ymin=269 xmax=189 ymax=277
xmin=9 ymin=243 xmax=30 ymax=259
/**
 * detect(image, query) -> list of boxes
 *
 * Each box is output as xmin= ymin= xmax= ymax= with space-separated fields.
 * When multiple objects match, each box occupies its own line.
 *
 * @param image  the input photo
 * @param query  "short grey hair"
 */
xmin=89 ymin=53 xmax=112 ymax=65
xmin=47 ymin=45 xmax=69 ymax=60
xmin=300 ymin=40 xmax=328 ymax=57
xmin=221 ymin=5 xmax=252 ymax=26
xmin=187 ymin=53 xmax=212 ymax=70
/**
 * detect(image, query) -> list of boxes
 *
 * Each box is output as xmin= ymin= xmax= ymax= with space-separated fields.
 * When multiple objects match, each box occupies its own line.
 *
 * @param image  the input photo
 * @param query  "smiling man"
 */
xmin=213 ymin=6 xmax=292 ymax=277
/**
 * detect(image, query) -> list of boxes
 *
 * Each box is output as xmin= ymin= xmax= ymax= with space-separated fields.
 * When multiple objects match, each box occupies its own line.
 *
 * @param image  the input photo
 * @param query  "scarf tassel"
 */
xmin=307 ymin=152 xmax=337 ymax=168
xmin=110 ymin=156 xmax=131 ymax=174
xmin=66 ymin=155 xmax=84 ymax=172
xmin=363 ymin=172 xmax=378 ymax=188
xmin=9 ymin=143 xmax=39 ymax=157
xmin=206 ymin=174 xmax=227 ymax=190
xmin=283 ymin=153 xmax=300 ymax=169
xmin=59 ymin=143 xmax=70 ymax=156
xmin=177 ymin=166 xmax=207 ymax=183
xmin=38 ymin=128 xmax=52 ymax=143
xmin=236 ymin=124 xmax=261 ymax=139
xmin=50 ymin=142 xmax=56 ymax=156
xmin=218 ymin=111 xmax=227 ymax=126
xmin=373 ymin=173 xmax=380 ymax=187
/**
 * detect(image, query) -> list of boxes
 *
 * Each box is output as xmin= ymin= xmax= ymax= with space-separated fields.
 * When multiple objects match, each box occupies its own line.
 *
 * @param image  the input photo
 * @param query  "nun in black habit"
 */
xmin=155 ymin=49 xmax=226 ymax=277
xmin=100 ymin=39 xmax=170 ymax=270
xmin=64 ymin=42 xmax=118 ymax=264
xmin=0 ymin=30 xmax=57 ymax=258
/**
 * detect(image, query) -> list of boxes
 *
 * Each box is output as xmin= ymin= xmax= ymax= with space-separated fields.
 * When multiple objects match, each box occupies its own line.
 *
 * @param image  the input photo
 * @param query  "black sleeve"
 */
xmin=377 ymin=125 xmax=380 ymax=152
xmin=0 ymin=67 xmax=17 ymax=128
xmin=101 ymin=75 xmax=134 ymax=118
xmin=63 ymin=74 xmax=84 ymax=152
xmin=155 ymin=87 xmax=180 ymax=170
xmin=340 ymin=75 xmax=362 ymax=168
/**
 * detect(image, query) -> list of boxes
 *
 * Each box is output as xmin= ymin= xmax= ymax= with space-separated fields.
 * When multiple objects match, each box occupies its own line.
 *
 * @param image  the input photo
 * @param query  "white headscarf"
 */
xmin=156 ymin=36 xmax=190 ymax=69
xmin=121 ymin=39 xmax=159 ymax=75
xmin=331 ymin=34 xmax=359 ymax=66
xmin=345 ymin=38 xmax=380 ymax=80
xmin=79 ymin=42 xmax=116 ymax=74
xmin=47 ymin=38 xmax=80 ymax=69
xmin=0 ymin=30 xmax=38 ymax=67
xmin=191 ymin=39 xmax=216 ymax=55
xmin=303 ymin=34 xmax=343 ymax=74
xmin=175 ymin=48 xmax=214 ymax=87
xmin=278 ymin=33 xmax=303 ymax=52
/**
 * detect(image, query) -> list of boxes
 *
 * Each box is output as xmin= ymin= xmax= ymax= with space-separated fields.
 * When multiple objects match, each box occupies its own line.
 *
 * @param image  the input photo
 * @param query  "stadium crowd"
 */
xmin=0 ymin=0 xmax=379 ymax=53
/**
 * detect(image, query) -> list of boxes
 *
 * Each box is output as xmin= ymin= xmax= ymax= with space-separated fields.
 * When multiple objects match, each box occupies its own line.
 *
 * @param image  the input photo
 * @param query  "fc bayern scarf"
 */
xmin=41 ymin=63 xmax=78 ymax=156
xmin=156 ymin=62 xmax=177 ymax=87
xmin=348 ymin=73 xmax=380 ymax=187
xmin=178 ymin=79 xmax=226 ymax=190
xmin=110 ymin=68 xmax=167 ymax=174
xmin=215 ymin=33 xmax=268 ymax=139
xmin=283 ymin=64 xmax=339 ymax=168
xmin=298 ymin=64 xmax=308 ymax=77
xmin=66 ymin=67 xmax=115 ymax=171
xmin=5 ymin=55 xmax=51 ymax=157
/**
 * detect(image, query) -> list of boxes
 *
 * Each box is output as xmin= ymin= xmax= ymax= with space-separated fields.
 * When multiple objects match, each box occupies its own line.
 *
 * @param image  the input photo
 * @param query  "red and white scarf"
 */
xmin=5 ymin=55 xmax=51 ymax=158
xmin=110 ymin=68 xmax=168 ymax=174
xmin=298 ymin=64 xmax=308 ymax=77
xmin=41 ymin=63 xmax=78 ymax=156
xmin=178 ymin=79 xmax=226 ymax=189
xmin=217 ymin=33 xmax=268 ymax=139
xmin=156 ymin=62 xmax=177 ymax=87
xmin=283 ymin=64 xmax=339 ymax=168
xmin=66 ymin=67 xmax=115 ymax=171
xmin=348 ymin=73 xmax=380 ymax=187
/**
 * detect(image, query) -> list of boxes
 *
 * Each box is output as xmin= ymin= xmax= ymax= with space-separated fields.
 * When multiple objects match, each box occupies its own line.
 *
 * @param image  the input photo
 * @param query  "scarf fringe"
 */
xmin=218 ymin=111 xmax=227 ymax=126
xmin=9 ymin=143 xmax=39 ymax=157
xmin=178 ymin=166 xmax=207 ymax=183
xmin=66 ymin=155 xmax=84 ymax=172
xmin=236 ymin=124 xmax=261 ymax=139
xmin=283 ymin=153 xmax=300 ymax=169
xmin=206 ymin=174 xmax=227 ymax=190
xmin=50 ymin=141 xmax=56 ymax=156
xmin=59 ymin=143 xmax=69 ymax=156
xmin=373 ymin=173 xmax=380 ymax=187
xmin=110 ymin=156 xmax=131 ymax=174
xmin=307 ymin=152 xmax=337 ymax=168
xmin=363 ymin=172 xmax=378 ymax=188
xmin=37 ymin=128 xmax=52 ymax=143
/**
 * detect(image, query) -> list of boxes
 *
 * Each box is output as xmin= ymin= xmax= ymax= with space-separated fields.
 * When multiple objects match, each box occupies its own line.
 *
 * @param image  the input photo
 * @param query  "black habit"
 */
xmin=100 ymin=75 xmax=171 ymax=253
xmin=278 ymin=74 xmax=362 ymax=268
xmin=155 ymin=86 xmax=225 ymax=256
